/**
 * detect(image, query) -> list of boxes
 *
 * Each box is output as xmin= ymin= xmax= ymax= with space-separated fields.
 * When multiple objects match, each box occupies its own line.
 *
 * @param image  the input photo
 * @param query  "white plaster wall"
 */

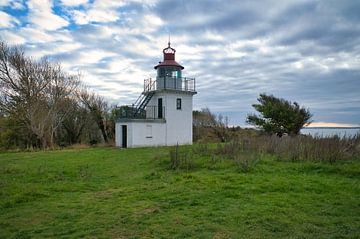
xmin=115 ymin=123 xmax=122 ymax=147
xmin=115 ymin=121 xmax=166 ymax=148
xmin=130 ymin=122 xmax=166 ymax=147
xmin=164 ymin=93 xmax=193 ymax=145
xmin=115 ymin=90 xmax=194 ymax=148
xmin=148 ymin=91 xmax=193 ymax=145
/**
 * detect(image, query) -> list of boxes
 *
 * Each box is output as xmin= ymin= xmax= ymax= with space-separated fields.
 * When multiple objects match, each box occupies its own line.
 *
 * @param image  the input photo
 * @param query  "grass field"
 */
xmin=0 ymin=146 xmax=359 ymax=238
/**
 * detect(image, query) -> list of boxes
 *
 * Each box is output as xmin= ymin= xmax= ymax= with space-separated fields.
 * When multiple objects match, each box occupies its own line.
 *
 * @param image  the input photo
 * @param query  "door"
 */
xmin=121 ymin=125 xmax=127 ymax=148
xmin=158 ymin=98 xmax=163 ymax=118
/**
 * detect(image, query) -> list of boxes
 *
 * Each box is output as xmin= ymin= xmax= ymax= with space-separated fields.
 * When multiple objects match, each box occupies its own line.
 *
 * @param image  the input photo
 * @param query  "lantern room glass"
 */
xmin=158 ymin=67 xmax=182 ymax=78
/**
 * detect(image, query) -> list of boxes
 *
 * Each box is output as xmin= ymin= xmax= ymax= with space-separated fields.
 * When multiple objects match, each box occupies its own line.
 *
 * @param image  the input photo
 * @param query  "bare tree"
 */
xmin=0 ymin=41 xmax=80 ymax=148
xmin=1 ymin=42 xmax=49 ymax=147
xmin=78 ymin=88 xmax=110 ymax=143
xmin=193 ymin=108 xmax=229 ymax=142
xmin=58 ymin=99 xmax=90 ymax=145
xmin=44 ymin=65 xmax=80 ymax=146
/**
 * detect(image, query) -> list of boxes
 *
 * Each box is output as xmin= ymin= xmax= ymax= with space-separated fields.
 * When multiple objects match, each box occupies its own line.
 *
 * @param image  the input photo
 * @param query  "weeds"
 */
xmin=169 ymin=142 xmax=260 ymax=172
xmin=78 ymin=164 xmax=92 ymax=179
xmin=169 ymin=144 xmax=196 ymax=171
xmin=170 ymin=135 xmax=360 ymax=172
xmin=235 ymin=134 xmax=360 ymax=163
xmin=167 ymin=134 xmax=360 ymax=172
xmin=192 ymin=143 xmax=211 ymax=156
xmin=213 ymin=142 xmax=260 ymax=172
xmin=233 ymin=152 xmax=260 ymax=172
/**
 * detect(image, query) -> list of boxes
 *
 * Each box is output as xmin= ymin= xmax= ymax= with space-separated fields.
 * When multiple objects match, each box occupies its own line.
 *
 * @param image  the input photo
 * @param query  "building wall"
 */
xmin=115 ymin=123 xmax=123 ymax=147
xmin=116 ymin=90 xmax=194 ymax=148
xmin=148 ymin=91 xmax=193 ymax=145
xmin=115 ymin=121 xmax=166 ymax=148
xmin=165 ymin=92 xmax=193 ymax=145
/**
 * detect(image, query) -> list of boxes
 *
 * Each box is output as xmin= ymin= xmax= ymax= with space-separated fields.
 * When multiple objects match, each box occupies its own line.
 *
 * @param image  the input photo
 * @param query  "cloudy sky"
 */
xmin=1 ymin=0 xmax=359 ymax=127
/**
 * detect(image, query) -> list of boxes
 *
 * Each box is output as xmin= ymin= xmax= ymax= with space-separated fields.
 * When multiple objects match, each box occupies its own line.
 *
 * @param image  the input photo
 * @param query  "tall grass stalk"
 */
xmin=236 ymin=134 xmax=360 ymax=162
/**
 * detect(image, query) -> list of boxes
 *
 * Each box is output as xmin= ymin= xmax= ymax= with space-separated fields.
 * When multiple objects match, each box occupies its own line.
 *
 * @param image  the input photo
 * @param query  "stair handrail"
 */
xmin=133 ymin=93 xmax=145 ymax=108
xmin=130 ymin=78 xmax=157 ymax=117
xmin=138 ymin=91 xmax=154 ymax=109
xmin=144 ymin=78 xmax=156 ymax=92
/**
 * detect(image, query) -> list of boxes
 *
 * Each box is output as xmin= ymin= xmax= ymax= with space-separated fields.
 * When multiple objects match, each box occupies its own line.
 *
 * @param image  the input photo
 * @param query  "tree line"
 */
xmin=0 ymin=41 xmax=115 ymax=149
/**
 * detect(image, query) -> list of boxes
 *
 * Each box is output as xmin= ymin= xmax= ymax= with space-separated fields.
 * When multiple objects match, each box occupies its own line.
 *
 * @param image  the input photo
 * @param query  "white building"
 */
xmin=115 ymin=42 xmax=197 ymax=148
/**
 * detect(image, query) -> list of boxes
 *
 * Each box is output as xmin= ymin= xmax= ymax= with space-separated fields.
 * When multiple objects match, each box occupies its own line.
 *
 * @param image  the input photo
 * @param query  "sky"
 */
xmin=0 ymin=0 xmax=360 ymax=127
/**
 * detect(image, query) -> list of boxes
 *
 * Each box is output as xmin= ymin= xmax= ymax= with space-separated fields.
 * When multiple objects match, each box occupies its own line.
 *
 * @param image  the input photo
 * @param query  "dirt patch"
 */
xmin=213 ymin=231 xmax=230 ymax=239
xmin=93 ymin=190 xmax=113 ymax=198
xmin=138 ymin=206 xmax=161 ymax=214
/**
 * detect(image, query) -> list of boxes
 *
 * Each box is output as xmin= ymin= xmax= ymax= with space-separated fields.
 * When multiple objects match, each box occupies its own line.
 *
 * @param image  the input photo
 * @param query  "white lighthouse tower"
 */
xmin=115 ymin=42 xmax=197 ymax=148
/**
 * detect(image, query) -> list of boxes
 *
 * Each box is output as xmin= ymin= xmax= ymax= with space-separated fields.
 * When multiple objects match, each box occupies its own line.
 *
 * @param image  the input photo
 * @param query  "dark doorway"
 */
xmin=158 ymin=98 xmax=163 ymax=118
xmin=121 ymin=125 xmax=127 ymax=148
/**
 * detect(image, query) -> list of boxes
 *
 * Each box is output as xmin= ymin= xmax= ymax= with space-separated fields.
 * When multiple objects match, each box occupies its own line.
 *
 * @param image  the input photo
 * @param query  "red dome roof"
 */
xmin=154 ymin=42 xmax=184 ymax=69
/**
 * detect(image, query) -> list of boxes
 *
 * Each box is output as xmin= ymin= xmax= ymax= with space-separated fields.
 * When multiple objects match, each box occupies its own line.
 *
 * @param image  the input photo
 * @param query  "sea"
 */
xmin=301 ymin=128 xmax=360 ymax=138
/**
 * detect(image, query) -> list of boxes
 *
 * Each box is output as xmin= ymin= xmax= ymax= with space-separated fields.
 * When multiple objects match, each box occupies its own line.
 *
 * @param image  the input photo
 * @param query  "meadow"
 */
xmin=0 ymin=144 xmax=359 ymax=238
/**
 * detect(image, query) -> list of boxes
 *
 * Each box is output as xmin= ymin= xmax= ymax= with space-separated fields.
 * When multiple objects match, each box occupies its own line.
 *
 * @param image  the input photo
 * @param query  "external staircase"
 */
xmin=132 ymin=91 xmax=155 ymax=117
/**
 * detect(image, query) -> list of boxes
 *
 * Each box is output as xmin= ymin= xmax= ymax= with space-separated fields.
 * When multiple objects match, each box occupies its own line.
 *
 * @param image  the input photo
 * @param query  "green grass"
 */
xmin=0 ymin=146 xmax=359 ymax=238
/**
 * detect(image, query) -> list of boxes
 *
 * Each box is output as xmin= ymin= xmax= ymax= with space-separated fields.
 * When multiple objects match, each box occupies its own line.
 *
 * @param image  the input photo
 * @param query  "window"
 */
xmin=176 ymin=98 xmax=182 ymax=110
xmin=146 ymin=125 xmax=152 ymax=138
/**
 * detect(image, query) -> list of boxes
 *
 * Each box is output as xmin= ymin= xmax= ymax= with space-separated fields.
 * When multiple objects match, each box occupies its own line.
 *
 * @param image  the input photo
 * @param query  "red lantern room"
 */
xmin=144 ymin=41 xmax=195 ymax=92
xmin=154 ymin=41 xmax=184 ymax=70
xmin=154 ymin=42 xmax=184 ymax=85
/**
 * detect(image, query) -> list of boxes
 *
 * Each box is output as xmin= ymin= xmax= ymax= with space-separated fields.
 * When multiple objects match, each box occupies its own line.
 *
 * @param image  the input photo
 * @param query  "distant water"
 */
xmin=301 ymin=128 xmax=360 ymax=138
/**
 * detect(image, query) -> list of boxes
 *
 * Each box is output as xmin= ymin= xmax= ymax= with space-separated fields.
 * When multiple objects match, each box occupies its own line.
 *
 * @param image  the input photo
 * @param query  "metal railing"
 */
xmin=144 ymin=77 xmax=196 ymax=92
xmin=145 ymin=106 xmax=165 ymax=119
xmin=144 ymin=78 xmax=156 ymax=92
xmin=115 ymin=105 xmax=165 ymax=120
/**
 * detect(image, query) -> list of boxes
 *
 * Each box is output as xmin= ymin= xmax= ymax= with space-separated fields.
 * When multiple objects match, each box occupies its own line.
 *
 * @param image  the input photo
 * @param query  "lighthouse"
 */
xmin=115 ymin=42 xmax=197 ymax=148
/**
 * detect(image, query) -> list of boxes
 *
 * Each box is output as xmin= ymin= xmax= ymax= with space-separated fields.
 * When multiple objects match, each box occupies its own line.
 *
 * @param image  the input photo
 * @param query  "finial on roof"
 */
xmin=155 ymin=37 xmax=184 ymax=69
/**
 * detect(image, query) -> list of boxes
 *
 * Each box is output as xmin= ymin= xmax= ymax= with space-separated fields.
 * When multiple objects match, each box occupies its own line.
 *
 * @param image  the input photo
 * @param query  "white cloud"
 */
xmin=0 ymin=0 xmax=24 ymax=9
xmin=73 ymin=8 xmax=119 ymax=24
xmin=60 ymin=0 xmax=88 ymax=7
xmin=0 ymin=11 xmax=19 ymax=28
xmin=58 ymin=48 xmax=118 ymax=67
xmin=88 ymin=8 xmax=119 ymax=23
xmin=18 ymin=27 xmax=73 ymax=43
xmin=71 ymin=10 xmax=89 ymax=25
xmin=141 ymin=14 xmax=163 ymax=31
xmin=70 ymin=0 xmax=126 ymax=24
xmin=28 ymin=0 xmax=69 ymax=30
xmin=21 ymin=27 xmax=54 ymax=43
xmin=26 ymin=41 xmax=83 ymax=59
xmin=0 ymin=0 xmax=9 ymax=6
xmin=10 ymin=0 xmax=25 ymax=9
xmin=0 ymin=30 xmax=26 ymax=44
xmin=79 ymin=49 xmax=117 ymax=65
xmin=307 ymin=122 xmax=360 ymax=128
xmin=129 ymin=0 xmax=157 ymax=6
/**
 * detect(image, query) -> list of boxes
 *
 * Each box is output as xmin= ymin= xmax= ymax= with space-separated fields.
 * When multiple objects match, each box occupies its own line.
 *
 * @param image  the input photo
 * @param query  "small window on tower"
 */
xmin=176 ymin=98 xmax=182 ymax=110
